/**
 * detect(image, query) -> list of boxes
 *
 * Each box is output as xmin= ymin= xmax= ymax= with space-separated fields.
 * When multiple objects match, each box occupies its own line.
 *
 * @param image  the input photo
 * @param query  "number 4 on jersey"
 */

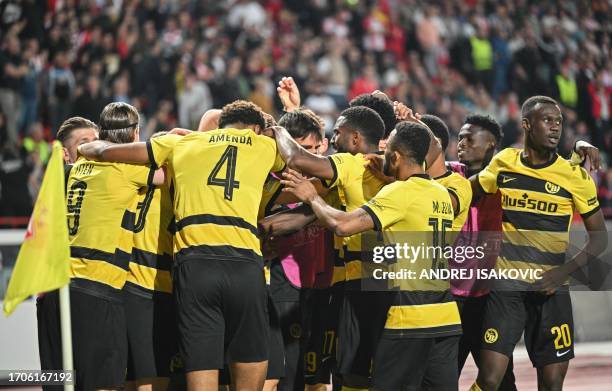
xmin=207 ymin=145 xmax=240 ymax=201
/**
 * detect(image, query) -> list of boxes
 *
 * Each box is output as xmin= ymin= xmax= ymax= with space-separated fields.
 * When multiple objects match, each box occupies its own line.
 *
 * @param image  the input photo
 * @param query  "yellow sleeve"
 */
xmin=478 ymin=151 xmax=504 ymax=194
xmin=325 ymin=153 xmax=353 ymax=189
xmin=360 ymin=182 xmax=405 ymax=231
xmin=147 ymin=134 xmax=180 ymax=168
xmin=571 ymin=167 xmax=600 ymax=217
xmin=447 ymin=175 xmax=473 ymax=217
xmin=120 ymin=163 xmax=155 ymax=188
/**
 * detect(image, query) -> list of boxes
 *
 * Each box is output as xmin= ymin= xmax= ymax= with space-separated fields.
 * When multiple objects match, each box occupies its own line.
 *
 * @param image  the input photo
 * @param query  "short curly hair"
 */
xmin=464 ymin=114 xmax=503 ymax=144
xmin=390 ymin=121 xmax=431 ymax=166
xmin=420 ymin=114 xmax=450 ymax=152
xmin=278 ymin=108 xmax=325 ymax=140
xmin=349 ymin=93 xmax=397 ymax=138
xmin=340 ymin=106 xmax=385 ymax=146
xmin=219 ymin=100 xmax=266 ymax=130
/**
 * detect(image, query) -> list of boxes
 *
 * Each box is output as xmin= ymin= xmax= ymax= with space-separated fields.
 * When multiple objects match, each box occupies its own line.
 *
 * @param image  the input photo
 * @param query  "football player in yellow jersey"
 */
xmin=281 ymin=122 xmax=462 ymax=391
xmin=468 ymin=96 xmax=608 ymax=391
xmin=79 ymin=100 xmax=286 ymax=391
xmin=119 ymin=131 xmax=175 ymax=391
xmin=67 ymin=103 xmax=163 ymax=391
xmin=274 ymin=105 xmax=386 ymax=389
xmin=36 ymin=117 xmax=98 ymax=378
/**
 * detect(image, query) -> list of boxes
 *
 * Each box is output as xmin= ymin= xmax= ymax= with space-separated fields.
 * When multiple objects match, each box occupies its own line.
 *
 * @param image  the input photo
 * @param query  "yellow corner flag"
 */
xmin=3 ymin=141 xmax=70 ymax=316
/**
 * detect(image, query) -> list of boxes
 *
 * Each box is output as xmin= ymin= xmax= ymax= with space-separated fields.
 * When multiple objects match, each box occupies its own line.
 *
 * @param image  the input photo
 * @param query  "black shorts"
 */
xmin=70 ymin=287 xmax=127 ymax=390
xmin=125 ymin=290 xmax=177 ymax=380
xmin=218 ymin=290 xmax=285 ymax=384
xmin=36 ymin=290 xmax=63 ymax=391
xmin=174 ymin=258 xmax=269 ymax=371
xmin=372 ymin=335 xmax=460 ymax=391
xmin=481 ymin=290 xmax=574 ymax=368
xmin=455 ymin=294 xmax=518 ymax=391
xmin=336 ymin=291 xmax=390 ymax=378
xmin=303 ymin=285 xmax=343 ymax=385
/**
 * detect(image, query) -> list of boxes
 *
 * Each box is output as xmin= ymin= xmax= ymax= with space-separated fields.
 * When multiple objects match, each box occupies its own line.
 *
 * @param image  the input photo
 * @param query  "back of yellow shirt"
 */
xmin=434 ymin=170 xmax=473 ymax=231
xmin=147 ymin=129 xmax=285 ymax=263
xmin=122 ymin=185 xmax=174 ymax=296
xmin=361 ymin=174 xmax=462 ymax=338
xmin=325 ymin=152 xmax=386 ymax=285
xmin=67 ymin=158 xmax=153 ymax=300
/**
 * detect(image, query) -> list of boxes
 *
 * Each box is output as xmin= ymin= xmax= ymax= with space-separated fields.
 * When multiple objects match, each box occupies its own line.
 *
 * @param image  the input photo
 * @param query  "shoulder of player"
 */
xmin=556 ymin=157 xmax=594 ymax=186
xmin=491 ymin=147 xmax=521 ymax=164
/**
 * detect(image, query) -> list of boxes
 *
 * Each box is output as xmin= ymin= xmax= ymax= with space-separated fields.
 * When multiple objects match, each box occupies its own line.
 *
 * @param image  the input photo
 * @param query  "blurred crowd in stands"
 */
xmin=0 ymin=0 xmax=609 ymax=222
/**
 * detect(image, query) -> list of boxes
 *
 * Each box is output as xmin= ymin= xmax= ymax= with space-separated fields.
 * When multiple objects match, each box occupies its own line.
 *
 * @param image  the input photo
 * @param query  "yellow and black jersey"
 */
xmin=478 ymin=148 xmax=600 ymax=285
xmin=67 ymin=157 xmax=154 ymax=301
xmin=121 ymin=185 xmax=174 ymax=297
xmin=147 ymin=129 xmax=285 ymax=264
xmin=258 ymin=174 xmax=285 ymax=221
xmin=323 ymin=188 xmax=346 ymax=286
xmin=361 ymin=174 xmax=461 ymax=338
xmin=324 ymin=152 xmax=386 ymax=284
xmin=435 ymin=170 xmax=473 ymax=231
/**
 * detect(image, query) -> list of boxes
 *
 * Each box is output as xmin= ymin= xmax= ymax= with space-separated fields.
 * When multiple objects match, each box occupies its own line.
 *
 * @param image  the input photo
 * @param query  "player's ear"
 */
xmin=320 ymin=137 xmax=329 ymax=154
xmin=352 ymin=130 xmax=360 ymax=146
xmin=133 ymin=126 xmax=140 ymax=142
xmin=62 ymin=147 xmax=70 ymax=163
xmin=253 ymin=124 xmax=261 ymax=135
xmin=521 ymin=118 xmax=530 ymax=133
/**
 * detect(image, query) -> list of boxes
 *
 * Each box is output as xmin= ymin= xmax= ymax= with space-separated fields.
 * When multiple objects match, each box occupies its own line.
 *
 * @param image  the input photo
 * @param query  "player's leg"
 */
xmin=186 ymin=370 xmax=219 ymax=390
xmin=422 ymin=336 xmax=460 ymax=391
xmin=536 ymin=362 xmax=569 ymax=391
xmin=473 ymin=291 xmax=526 ymax=391
xmin=525 ymin=290 xmax=574 ymax=391
xmin=225 ymin=261 xmax=270 ymax=391
xmin=498 ymin=356 xmax=518 ymax=391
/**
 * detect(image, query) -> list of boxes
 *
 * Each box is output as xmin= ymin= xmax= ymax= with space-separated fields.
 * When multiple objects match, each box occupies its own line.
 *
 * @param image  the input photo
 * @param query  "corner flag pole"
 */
xmin=59 ymin=284 xmax=74 ymax=391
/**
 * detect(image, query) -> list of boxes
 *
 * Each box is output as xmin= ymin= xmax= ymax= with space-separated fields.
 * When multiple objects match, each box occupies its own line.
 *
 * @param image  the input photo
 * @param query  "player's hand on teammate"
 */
xmin=277 ymin=76 xmax=301 ymax=112
xmin=534 ymin=264 xmax=573 ymax=295
xmin=364 ymin=153 xmax=395 ymax=184
xmin=394 ymin=101 xmax=421 ymax=123
xmin=281 ymin=168 xmax=318 ymax=203
xmin=574 ymin=140 xmax=601 ymax=171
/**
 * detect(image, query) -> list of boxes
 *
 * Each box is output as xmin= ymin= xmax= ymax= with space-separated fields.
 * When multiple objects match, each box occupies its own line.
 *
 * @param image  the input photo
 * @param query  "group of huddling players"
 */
xmin=37 ymin=76 xmax=607 ymax=391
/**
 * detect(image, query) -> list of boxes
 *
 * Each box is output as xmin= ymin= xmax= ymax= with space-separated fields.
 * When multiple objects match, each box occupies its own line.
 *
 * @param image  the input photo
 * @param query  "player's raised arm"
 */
xmin=272 ymin=126 xmax=335 ymax=180
xmin=78 ymin=140 xmax=150 ymax=164
xmin=281 ymin=169 xmax=374 ymax=236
